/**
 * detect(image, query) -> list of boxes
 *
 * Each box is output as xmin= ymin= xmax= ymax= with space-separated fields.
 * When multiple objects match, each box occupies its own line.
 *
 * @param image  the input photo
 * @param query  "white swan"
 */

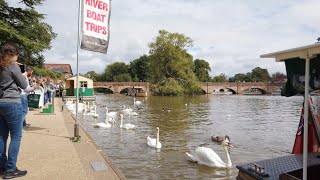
xmin=119 ymin=114 xmax=135 ymax=129
xmin=134 ymin=98 xmax=142 ymax=107
xmin=186 ymin=137 xmax=233 ymax=168
xmin=122 ymin=105 xmax=132 ymax=115
xmin=130 ymin=111 xmax=138 ymax=116
xmin=147 ymin=127 xmax=162 ymax=149
xmin=92 ymin=118 xmax=111 ymax=128
xmin=92 ymin=105 xmax=99 ymax=118
xmin=106 ymin=107 xmax=117 ymax=117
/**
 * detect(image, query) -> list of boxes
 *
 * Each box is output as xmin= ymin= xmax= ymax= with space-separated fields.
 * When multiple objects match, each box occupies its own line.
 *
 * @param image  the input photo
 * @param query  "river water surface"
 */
xmin=78 ymin=94 xmax=318 ymax=179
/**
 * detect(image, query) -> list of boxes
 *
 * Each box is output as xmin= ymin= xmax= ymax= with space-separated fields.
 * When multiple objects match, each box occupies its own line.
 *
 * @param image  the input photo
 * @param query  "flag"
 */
xmin=80 ymin=0 xmax=111 ymax=53
xmin=292 ymin=97 xmax=320 ymax=154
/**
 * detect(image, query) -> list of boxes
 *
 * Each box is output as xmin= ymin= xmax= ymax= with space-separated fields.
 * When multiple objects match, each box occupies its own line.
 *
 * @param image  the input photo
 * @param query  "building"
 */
xmin=64 ymin=75 xmax=95 ymax=101
xmin=44 ymin=64 xmax=73 ymax=80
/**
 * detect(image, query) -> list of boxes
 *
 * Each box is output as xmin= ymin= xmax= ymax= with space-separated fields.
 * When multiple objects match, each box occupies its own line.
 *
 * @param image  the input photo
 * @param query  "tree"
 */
xmin=231 ymin=73 xmax=251 ymax=82
xmin=104 ymin=62 xmax=130 ymax=82
xmin=0 ymin=0 xmax=57 ymax=67
xmin=194 ymin=59 xmax=211 ymax=82
xmin=84 ymin=71 xmax=103 ymax=81
xmin=271 ymin=72 xmax=287 ymax=83
xmin=129 ymin=55 xmax=151 ymax=82
xmin=251 ymin=67 xmax=270 ymax=82
xmin=212 ymin=73 xmax=227 ymax=82
xmin=148 ymin=30 xmax=202 ymax=95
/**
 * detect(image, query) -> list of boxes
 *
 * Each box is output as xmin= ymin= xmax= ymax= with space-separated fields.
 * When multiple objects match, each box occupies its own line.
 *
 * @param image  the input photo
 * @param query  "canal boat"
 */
xmin=271 ymin=88 xmax=282 ymax=95
xmin=236 ymin=43 xmax=320 ymax=180
xmin=127 ymin=87 xmax=148 ymax=97
xmin=212 ymin=89 xmax=233 ymax=95
xmin=242 ymin=87 xmax=262 ymax=95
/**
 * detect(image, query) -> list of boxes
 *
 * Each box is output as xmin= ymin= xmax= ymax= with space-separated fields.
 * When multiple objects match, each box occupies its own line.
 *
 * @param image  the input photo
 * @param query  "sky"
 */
xmin=11 ymin=0 xmax=320 ymax=77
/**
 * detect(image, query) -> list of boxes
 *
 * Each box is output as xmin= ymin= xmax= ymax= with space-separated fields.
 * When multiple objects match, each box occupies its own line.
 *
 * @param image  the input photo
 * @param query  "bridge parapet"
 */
xmin=93 ymin=82 xmax=284 ymax=94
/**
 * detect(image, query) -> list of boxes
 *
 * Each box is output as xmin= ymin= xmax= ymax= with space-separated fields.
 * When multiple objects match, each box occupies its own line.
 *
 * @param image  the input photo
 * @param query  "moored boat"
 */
xmin=236 ymin=43 xmax=320 ymax=180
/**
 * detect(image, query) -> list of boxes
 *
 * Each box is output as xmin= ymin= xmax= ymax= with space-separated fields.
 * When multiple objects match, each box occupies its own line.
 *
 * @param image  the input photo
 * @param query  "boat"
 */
xmin=271 ymin=88 xmax=282 ymax=95
xmin=126 ymin=87 xmax=148 ymax=97
xmin=212 ymin=89 xmax=233 ymax=95
xmin=242 ymin=87 xmax=262 ymax=95
xmin=236 ymin=43 xmax=320 ymax=180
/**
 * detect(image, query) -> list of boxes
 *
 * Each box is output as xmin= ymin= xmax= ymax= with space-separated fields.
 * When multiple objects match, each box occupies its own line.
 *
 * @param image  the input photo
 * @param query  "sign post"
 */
xmin=73 ymin=0 xmax=111 ymax=139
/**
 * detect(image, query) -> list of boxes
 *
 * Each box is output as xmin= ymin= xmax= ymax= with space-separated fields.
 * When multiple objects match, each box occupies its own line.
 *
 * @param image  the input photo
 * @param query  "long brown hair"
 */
xmin=0 ymin=43 xmax=19 ymax=69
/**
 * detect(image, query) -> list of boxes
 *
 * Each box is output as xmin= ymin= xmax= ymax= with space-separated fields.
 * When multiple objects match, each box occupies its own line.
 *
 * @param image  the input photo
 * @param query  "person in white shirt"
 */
xmin=21 ymin=66 xmax=38 ymax=128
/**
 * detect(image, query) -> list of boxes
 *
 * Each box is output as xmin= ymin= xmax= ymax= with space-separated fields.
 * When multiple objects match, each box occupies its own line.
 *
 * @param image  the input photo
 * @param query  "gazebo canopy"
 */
xmin=260 ymin=43 xmax=320 ymax=61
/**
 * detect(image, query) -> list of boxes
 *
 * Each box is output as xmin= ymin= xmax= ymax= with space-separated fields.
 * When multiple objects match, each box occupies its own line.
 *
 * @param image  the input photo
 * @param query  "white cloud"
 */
xmin=30 ymin=0 xmax=320 ymax=77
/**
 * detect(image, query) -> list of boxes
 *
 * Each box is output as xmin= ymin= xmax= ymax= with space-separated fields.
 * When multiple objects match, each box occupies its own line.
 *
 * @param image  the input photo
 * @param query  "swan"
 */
xmin=122 ymin=105 xmax=132 ymax=115
xmin=134 ymin=98 xmax=142 ymax=107
xmin=108 ymin=117 xmax=116 ymax=124
xmin=106 ymin=107 xmax=117 ymax=117
xmin=147 ymin=127 xmax=162 ymax=149
xmin=186 ymin=136 xmax=233 ymax=168
xmin=130 ymin=111 xmax=138 ymax=116
xmin=119 ymin=114 xmax=135 ymax=129
xmin=212 ymin=135 xmax=230 ymax=143
xmin=92 ymin=105 xmax=99 ymax=118
xmin=92 ymin=117 xmax=111 ymax=128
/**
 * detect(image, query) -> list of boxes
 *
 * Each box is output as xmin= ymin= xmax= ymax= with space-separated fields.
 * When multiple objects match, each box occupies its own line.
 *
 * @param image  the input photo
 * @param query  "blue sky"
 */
xmin=11 ymin=0 xmax=320 ymax=77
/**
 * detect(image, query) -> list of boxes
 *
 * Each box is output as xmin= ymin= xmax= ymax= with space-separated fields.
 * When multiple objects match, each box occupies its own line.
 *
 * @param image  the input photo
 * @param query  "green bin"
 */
xmin=28 ymin=94 xmax=40 ymax=108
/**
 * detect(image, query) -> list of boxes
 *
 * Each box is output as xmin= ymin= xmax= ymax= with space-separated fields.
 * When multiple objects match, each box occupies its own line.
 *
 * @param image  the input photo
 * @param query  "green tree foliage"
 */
xmin=251 ymin=67 xmax=270 ymax=82
xmin=231 ymin=73 xmax=252 ymax=82
xmin=0 ymin=0 xmax=56 ymax=67
xmin=104 ymin=62 xmax=131 ymax=82
xmin=84 ymin=71 xmax=103 ymax=81
xmin=194 ymin=59 xmax=211 ymax=82
xmin=129 ymin=55 xmax=151 ymax=82
xmin=212 ymin=73 xmax=227 ymax=82
xmin=148 ymin=30 xmax=202 ymax=95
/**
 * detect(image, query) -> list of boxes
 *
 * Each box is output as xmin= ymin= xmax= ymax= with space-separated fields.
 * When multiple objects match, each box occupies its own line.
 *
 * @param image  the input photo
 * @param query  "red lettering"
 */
xmin=85 ymin=22 xmax=107 ymax=35
xmin=85 ymin=0 xmax=108 ymax=11
xmin=86 ymin=10 xmax=106 ymax=22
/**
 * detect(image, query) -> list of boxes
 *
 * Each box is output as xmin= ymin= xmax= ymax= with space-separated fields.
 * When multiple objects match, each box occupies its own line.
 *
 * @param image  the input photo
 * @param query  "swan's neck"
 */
xmin=156 ymin=130 xmax=160 ymax=144
xmin=106 ymin=108 xmax=108 ymax=114
xmin=223 ymin=145 xmax=232 ymax=167
xmin=120 ymin=118 xmax=123 ymax=127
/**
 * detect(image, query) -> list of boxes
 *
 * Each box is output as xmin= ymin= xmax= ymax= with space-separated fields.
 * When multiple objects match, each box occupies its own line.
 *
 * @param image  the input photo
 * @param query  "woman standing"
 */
xmin=0 ymin=43 xmax=28 ymax=179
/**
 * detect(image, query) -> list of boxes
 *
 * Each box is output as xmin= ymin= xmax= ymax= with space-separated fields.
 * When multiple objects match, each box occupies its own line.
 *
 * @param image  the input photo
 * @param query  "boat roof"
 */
xmin=260 ymin=43 xmax=320 ymax=62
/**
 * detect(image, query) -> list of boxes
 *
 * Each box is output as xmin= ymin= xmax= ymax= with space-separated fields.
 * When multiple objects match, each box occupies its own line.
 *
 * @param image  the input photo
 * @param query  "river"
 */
xmin=78 ymin=94 xmax=318 ymax=179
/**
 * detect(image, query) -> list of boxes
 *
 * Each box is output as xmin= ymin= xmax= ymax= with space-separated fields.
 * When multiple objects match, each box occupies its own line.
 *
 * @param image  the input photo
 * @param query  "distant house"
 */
xmin=44 ymin=64 xmax=73 ymax=80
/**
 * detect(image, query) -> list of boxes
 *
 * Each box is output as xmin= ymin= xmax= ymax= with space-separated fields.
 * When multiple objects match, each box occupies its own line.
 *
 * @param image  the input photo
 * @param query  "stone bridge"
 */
xmin=93 ymin=82 xmax=284 ymax=94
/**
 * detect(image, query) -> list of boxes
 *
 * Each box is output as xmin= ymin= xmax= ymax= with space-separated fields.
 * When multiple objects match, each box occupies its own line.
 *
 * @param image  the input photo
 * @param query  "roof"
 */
xmin=44 ymin=64 xmax=73 ymax=74
xmin=260 ymin=43 xmax=320 ymax=62
xmin=66 ymin=75 xmax=92 ymax=82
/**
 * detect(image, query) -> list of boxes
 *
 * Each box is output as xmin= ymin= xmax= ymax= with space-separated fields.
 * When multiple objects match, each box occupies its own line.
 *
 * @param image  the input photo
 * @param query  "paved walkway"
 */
xmin=14 ymin=98 xmax=125 ymax=180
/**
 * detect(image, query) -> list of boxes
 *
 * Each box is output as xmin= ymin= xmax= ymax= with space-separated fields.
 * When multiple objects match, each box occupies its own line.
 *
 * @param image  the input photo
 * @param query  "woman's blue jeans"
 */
xmin=0 ymin=102 xmax=23 ymax=172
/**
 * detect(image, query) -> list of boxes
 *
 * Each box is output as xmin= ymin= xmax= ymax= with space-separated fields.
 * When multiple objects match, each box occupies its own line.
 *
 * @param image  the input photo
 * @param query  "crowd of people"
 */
xmin=0 ymin=42 xmax=64 ymax=179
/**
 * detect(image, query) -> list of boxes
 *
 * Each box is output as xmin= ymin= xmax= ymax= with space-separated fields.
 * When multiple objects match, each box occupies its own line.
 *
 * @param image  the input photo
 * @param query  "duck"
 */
xmin=186 ymin=136 xmax=233 ymax=168
xmin=119 ymin=114 xmax=135 ymax=129
xmin=162 ymin=107 xmax=171 ymax=112
xmin=212 ymin=135 xmax=230 ymax=143
xmin=147 ymin=127 xmax=162 ymax=149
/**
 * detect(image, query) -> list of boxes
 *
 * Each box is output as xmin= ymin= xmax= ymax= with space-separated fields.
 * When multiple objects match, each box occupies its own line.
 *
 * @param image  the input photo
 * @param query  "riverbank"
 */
xmin=16 ymin=98 xmax=125 ymax=180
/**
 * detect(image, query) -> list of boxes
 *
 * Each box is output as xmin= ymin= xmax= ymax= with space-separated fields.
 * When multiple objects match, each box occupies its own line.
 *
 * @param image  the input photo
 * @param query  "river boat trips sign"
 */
xmin=81 ymin=0 xmax=111 ymax=54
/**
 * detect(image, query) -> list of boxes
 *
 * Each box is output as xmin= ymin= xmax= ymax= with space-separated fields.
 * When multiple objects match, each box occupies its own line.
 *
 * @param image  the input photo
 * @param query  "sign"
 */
xmin=81 ymin=0 xmax=111 ymax=53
